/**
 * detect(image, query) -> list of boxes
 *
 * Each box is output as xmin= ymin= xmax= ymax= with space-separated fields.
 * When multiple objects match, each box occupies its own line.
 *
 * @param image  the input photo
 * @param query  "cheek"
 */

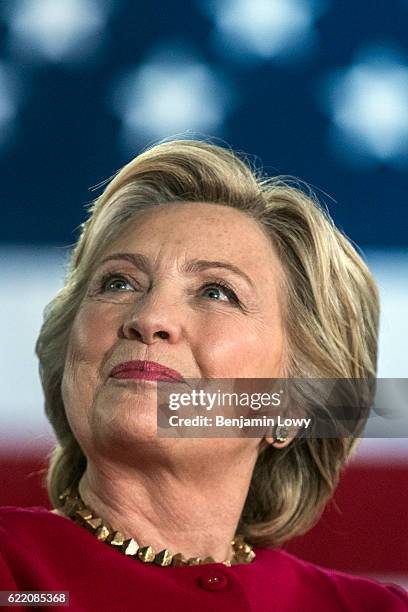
xmin=67 ymin=303 xmax=117 ymax=365
xmin=62 ymin=305 xmax=119 ymax=437
xmin=198 ymin=318 xmax=284 ymax=377
xmin=62 ymin=304 xmax=118 ymax=407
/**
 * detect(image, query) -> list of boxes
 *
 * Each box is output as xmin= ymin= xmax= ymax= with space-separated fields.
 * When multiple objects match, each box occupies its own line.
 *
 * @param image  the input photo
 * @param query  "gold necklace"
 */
xmin=58 ymin=488 xmax=255 ymax=567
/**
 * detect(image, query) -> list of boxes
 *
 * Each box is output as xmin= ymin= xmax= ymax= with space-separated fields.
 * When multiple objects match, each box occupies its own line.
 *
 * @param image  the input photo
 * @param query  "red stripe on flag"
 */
xmin=286 ymin=464 xmax=408 ymax=573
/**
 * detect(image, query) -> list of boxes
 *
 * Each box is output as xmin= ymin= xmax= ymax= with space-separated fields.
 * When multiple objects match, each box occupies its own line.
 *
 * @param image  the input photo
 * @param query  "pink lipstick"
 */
xmin=110 ymin=360 xmax=184 ymax=382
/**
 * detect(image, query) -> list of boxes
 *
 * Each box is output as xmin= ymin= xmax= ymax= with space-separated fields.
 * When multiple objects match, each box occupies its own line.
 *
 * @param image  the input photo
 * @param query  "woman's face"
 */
xmin=62 ymin=202 xmax=286 ymax=463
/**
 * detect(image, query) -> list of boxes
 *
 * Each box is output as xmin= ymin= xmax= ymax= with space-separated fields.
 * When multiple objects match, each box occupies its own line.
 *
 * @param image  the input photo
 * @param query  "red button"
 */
xmin=198 ymin=572 xmax=229 ymax=591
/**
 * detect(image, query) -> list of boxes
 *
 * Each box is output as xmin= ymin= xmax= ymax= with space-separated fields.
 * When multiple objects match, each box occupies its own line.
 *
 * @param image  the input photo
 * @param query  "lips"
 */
xmin=110 ymin=360 xmax=184 ymax=382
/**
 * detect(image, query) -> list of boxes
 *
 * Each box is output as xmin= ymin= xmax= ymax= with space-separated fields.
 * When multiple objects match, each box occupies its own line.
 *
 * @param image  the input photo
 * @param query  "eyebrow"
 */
xmin=98 ymin=252 xmax=255 ymax=289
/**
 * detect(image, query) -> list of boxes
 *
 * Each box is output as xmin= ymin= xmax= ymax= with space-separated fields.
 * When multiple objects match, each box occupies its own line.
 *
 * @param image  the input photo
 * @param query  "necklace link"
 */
xmin=58 ymin=488 xmax=255 ymax=567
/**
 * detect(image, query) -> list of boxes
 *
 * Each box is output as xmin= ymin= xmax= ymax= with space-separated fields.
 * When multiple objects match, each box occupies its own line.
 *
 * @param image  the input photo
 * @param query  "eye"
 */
xmin=99 ymin=273 xmax=134 ymax=293
xmin=200 ymin=282 xmax=240 ymax=305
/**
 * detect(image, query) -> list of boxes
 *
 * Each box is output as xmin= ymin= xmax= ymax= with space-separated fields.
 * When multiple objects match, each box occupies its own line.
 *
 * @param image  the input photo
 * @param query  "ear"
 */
xmin=264 ymin=435 xmax=294 ymax=448
xmin=257 ymin=434 xmax=295 ymax=455
xmin=264 ymin=423 xmax=298 ymax=448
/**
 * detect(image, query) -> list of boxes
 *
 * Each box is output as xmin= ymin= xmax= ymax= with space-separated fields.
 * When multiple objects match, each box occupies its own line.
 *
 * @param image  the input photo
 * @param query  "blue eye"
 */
xmin=100 ymin=274 xmax=133 ymax=292
xmin=94 ymin=273 xmax=241 ymax=306
xmin=201 ymin=282 xmax=239 ymax=305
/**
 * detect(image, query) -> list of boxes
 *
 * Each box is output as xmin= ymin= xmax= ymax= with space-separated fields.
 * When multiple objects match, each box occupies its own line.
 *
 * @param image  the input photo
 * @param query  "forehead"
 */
xmin=101 ymin=202 xmax=284 ymax=302
xmin=108 ymin=202 xmax=276 ymax=262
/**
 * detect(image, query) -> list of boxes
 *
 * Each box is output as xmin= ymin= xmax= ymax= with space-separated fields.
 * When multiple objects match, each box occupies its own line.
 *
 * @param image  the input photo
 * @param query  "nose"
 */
xmin=121 ymin=289 xmax=183 ymax=345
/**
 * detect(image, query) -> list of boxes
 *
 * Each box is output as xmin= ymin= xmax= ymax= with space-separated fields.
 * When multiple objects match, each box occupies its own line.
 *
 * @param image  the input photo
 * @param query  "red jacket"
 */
xmin=0 ymin=506 xmax=407 ymax=611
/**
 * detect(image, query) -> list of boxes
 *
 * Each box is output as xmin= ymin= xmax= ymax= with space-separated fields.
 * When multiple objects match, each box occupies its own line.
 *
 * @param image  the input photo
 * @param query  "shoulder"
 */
xmin=254 ymin=547 xmax=408 ymax=611
xmin=0 ymin=505 xmax=56 ymax=533
xmin=0 ymin=505 xmax=79 ymax=554
xmin=0 ymin=507 xmax=55 ymax=588
xmin=0 ymin=505 xmax=51 ymax=519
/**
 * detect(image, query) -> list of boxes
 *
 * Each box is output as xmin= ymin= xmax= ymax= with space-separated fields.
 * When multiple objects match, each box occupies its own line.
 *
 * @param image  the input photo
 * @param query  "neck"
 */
xmin=76 ymin=449 xmax=257 ymax=563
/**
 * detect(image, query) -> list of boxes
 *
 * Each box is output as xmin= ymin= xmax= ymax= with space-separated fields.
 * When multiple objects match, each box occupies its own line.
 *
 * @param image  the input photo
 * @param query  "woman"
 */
xmin=0 ymin=140 xmax=407 ymax=611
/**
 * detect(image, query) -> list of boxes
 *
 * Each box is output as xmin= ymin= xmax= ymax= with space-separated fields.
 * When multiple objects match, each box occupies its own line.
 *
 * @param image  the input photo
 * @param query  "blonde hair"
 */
xmin=35 ymin=139 xmax=379 ymax=546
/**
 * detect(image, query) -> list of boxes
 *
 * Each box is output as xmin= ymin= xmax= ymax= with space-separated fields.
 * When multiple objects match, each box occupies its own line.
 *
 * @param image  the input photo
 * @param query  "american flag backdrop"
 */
xmin=0 ymin=0 xmax=407 ymax=591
